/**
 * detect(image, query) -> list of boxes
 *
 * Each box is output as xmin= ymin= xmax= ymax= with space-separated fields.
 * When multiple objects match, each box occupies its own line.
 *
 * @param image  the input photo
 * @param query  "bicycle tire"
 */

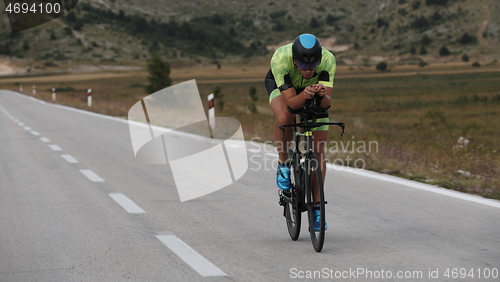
xmin=285 ymin=148 xmax=301 ymax=241
xmin=305 ymin=153 xmax=326 ymax=252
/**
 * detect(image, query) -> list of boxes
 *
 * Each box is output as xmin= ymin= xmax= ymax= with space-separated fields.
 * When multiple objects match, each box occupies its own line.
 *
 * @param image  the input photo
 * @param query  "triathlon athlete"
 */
xmin=264 ymin=33 xmax=336 ymax=231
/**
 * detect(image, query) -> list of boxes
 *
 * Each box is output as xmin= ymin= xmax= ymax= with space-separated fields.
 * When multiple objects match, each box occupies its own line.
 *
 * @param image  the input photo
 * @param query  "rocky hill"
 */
xmin=0 ymin=0 xmax=498 ymax=68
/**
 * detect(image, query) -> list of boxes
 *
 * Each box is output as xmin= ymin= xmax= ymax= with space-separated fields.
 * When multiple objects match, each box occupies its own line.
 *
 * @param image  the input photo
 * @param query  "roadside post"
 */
xmin=87 ymin=88 xmax=92 ymax=107
xmin=52 ymin=88 xmax=56 ymax=101
xmin=208 ymin=93 xmax=215 ymax=129
xmin=32 ymin=85 xmax=36 ymax=95
xmin=19 ymin=84 xmax=23 ymax=93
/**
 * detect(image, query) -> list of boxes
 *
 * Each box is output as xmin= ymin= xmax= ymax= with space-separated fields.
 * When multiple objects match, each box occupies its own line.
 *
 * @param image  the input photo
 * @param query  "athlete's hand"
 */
xmin=301 ymin=86 xmax=316 ymax=100
xmin=313 ymin=84 xmax=327 ymax=98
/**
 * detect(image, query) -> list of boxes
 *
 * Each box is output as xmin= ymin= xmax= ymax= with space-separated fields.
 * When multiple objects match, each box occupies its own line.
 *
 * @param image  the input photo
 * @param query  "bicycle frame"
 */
xmin=280 ymin=116 xmax=344 ymax=209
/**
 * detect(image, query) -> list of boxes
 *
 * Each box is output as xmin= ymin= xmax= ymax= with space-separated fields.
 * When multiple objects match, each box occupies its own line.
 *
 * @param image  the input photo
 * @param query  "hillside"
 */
xmin=0 ymin=0 xmax=499 ymax=71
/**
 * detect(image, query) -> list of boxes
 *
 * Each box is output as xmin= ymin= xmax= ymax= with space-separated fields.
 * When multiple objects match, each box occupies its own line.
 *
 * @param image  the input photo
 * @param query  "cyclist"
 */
xmin=264 ymin=33 xmax=336 ymax=231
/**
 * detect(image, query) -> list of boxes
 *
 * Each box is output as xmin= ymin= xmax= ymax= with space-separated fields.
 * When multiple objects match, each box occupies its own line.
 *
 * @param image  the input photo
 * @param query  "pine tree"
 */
xmin=145 ymin=52 xmax=172 ymax=94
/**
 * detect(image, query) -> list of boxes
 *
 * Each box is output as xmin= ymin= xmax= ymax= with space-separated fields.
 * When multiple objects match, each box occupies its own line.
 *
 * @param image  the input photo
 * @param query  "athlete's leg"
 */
xmin=270 ymin=94 xmax=294 ymax=163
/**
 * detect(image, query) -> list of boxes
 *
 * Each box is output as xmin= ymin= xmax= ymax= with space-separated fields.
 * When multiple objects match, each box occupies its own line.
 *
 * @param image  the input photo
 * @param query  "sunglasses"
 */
xmin=295 ymin=59 xmax=319 ymax=71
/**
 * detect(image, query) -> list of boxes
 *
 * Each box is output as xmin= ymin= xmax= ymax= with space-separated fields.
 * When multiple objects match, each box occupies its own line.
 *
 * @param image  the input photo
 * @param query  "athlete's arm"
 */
xmin=282 ymin=87 xmax=311 ymax=110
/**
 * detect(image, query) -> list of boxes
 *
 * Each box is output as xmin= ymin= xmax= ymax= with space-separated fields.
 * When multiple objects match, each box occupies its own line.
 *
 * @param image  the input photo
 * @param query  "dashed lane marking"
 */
xmin=61 ymin=154 xmax=78 ymax=164
xmin=49 ymin=144 xmax=62 ymax=151
xmin=156 ymin=234 xmax=227 ymax=277
xmin=109 ymin=193 xmax=146 ymax=214
xmin=80 ymin=169 xmax=105 ymax=182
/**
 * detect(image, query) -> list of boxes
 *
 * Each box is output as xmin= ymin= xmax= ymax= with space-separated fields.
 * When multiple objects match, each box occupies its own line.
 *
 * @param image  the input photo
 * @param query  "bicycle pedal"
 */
xmin=278 ymin=198 xmax=286 ymax=206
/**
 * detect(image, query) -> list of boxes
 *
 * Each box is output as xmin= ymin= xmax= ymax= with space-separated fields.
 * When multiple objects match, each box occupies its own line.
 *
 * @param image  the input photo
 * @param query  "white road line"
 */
xmin=108 ymin=193 xmax=146 ymax=214
xmin=156 ymin=234 xmax=227 ymax=277
xmin=246 ymin=149 xmax=260 ymax=153
xmin=23 ymin=126 xmax=31 ymax=131
xmin=61 ymin=154 xmax=79 ymax=164
xmin=30 ymin=131 xmax=40 ymax=136
xmin=49 ymin=144 xmax=62 ymax=151
xmin=327 ymin=164 xmax=500 ymax=209
xmin=40 ymin=137 xmax=51 ymax=143
xmin=79 ymin=169 xmax=105 ymax=182
xmin=18 ymin=122 xmax=24 ymax=126
xmin=265 ymin=152 xmax=278 ymax=157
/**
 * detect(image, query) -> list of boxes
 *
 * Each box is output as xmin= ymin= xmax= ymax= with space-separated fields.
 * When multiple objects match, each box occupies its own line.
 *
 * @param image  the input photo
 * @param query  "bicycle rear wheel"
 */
xmin=305 ymin=153 xmax=326 ymax=252
xmin=284 ymin=149 xmax=302 ymax=241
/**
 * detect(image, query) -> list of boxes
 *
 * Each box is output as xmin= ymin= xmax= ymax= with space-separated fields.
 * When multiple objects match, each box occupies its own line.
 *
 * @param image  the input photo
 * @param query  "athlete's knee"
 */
xmin=275 ymin=111 xmax=292 ymax=123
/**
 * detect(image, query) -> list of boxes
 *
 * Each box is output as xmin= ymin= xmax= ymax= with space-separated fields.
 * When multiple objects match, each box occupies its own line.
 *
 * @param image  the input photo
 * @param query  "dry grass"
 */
xmin=1 ymin=63 xmax=499 ymax=199
xmin=326 ymin=71 xmax=500 ymax=199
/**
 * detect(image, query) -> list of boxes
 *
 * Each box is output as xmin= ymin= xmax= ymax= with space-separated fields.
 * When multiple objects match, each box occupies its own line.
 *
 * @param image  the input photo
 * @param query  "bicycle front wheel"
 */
xmin=305 ymin=153 xmax=326 ymax=252
xmin=285 ymin=149 xmax=301 ymax=241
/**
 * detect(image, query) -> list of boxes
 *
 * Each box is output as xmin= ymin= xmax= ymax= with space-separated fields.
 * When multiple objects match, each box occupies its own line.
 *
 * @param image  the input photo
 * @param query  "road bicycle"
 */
xmin=278 ymin=96 xmax=344 ymax=252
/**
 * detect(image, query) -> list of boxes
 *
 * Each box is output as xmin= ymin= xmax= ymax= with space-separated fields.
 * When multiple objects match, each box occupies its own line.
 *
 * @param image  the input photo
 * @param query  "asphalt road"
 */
xmin=1 ymin=90 xmax=499 ymax=282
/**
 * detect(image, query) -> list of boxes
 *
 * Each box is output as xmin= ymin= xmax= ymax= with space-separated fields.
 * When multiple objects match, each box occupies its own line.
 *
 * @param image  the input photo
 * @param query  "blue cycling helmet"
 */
xmin=292 ymin=33 xmax=322 ymax=64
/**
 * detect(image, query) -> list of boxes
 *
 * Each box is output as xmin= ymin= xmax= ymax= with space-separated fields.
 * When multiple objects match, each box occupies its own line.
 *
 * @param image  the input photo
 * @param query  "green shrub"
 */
xmin=439 ymin=46 xmax=450 ymax=56
xmin=459 ymin=33 xmax=477 ymax=44
xmin=376 ymin=62 xmax=388 ymax=71
xmin=426 ymin=0 xmax=448 ymax=5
